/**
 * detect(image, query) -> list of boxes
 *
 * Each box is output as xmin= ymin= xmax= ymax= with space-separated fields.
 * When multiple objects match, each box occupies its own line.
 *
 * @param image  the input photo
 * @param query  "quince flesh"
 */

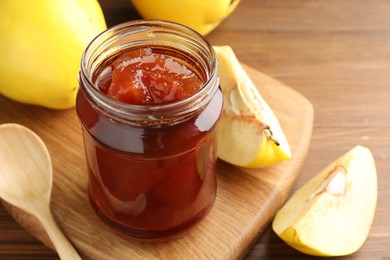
xmin=272 ymin=145 xmax=377 ymax=256
xmin=214 ymin=46 xmax=291 ymax=168
xmin=131 ymin=0 xmax=241 ymax=36
xmin=0 ymin=0 xmax=106 ymax=109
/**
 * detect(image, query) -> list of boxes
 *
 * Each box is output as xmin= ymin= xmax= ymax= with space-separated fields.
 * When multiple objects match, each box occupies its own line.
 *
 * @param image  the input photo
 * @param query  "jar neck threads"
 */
xmin=79 ymin=20 xmax=219 ymax=125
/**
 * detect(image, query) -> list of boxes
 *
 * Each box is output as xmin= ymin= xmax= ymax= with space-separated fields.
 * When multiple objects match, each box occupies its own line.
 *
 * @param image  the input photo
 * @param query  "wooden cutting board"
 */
xmin=0 ymin=64 xmax=313 ymax=259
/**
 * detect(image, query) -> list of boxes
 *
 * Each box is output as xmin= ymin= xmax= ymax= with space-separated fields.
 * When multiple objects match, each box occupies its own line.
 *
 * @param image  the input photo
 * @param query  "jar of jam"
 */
xmin=76 ymin=20 xmax=222 ymax=241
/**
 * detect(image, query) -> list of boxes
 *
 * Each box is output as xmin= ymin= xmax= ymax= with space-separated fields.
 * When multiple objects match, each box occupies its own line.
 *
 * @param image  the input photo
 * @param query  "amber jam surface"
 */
xmin=100 ymin=47 xmax=203 ymax=105
xmin=77 ymin=44 xmax=222 ymax=241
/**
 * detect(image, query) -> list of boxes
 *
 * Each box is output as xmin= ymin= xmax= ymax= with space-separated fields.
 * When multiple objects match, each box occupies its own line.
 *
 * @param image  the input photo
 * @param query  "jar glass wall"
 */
xmin=76 ymin=20 xmax=223 ymax=241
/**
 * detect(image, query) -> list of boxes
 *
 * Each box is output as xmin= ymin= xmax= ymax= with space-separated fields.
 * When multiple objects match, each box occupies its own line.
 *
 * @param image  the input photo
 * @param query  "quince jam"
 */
xmin=76 ymin=46 xmax=222 ymax=241
xmin=101 ymin=47 xmax=203 ymax=105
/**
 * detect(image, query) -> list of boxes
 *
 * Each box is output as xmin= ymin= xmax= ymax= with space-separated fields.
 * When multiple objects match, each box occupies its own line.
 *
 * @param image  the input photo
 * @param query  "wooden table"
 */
xmin=1 ymin=0 xmax=389 ymax=258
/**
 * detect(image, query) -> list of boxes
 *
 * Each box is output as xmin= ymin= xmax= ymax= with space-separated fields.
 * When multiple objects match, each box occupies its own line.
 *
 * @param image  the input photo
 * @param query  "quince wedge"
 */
xmin=272 ymin=145 xmax=377 ymax=256
xmin=0 ymin=0 xmax=106 ymax=109
xmin=213 ymin=46 xmax=291 ymax=168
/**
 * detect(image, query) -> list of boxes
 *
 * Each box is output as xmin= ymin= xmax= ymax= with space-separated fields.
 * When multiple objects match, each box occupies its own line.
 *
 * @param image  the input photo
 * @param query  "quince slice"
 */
xmin=272 ymin=145 xmax=377 ymax=256
xmin=213 ymin=45 xmax=291 ymax=168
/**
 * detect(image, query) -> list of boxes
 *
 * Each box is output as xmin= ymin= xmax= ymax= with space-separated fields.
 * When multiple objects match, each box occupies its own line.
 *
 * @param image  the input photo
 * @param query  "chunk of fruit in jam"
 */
xmin=101 ymin=48 xmax=203 ymax=105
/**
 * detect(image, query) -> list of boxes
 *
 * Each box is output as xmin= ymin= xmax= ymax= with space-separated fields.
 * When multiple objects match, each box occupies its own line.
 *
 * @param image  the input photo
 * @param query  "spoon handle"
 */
xmin=37 ymin=205 xmax=82 ymax=260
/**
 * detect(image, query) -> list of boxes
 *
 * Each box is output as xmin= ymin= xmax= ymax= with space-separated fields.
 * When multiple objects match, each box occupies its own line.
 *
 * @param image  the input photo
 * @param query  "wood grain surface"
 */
xmin=0 ymin=63 xmax=313 ymax=259
xmin=1 ymin=0 xmax=390 ymax=259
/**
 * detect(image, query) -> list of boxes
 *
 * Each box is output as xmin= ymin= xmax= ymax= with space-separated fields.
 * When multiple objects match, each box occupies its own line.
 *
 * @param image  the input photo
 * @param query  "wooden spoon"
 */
xmin=0 ymin=123 xmax=81 ymax=260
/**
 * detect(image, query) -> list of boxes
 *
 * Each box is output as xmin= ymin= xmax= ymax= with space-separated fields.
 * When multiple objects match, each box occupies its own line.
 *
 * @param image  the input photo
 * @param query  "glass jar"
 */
xmin=76 ymin=20 xmax=223 ymax=241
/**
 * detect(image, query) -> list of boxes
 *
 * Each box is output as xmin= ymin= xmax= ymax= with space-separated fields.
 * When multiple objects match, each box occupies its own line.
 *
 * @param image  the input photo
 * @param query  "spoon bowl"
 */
xmin=0 ymin=123 xmax=81 ymax=260
xmin=0 ymin=124 xmax=52 ymax=209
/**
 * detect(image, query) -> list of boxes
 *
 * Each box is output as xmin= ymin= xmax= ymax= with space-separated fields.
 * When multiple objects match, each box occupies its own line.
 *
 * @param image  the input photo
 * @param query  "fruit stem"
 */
xmin=263 ymin=125 xmax=280 ymax=146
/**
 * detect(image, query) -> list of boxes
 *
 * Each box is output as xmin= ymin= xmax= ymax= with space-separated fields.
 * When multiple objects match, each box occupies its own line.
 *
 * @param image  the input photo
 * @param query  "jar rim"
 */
xmin=79 ymin=19 xmax=219 ymax=122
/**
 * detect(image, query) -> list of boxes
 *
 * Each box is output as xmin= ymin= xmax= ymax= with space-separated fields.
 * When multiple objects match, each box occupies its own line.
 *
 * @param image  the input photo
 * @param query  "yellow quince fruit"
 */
xmin=214 ymin=46 xmax=291 ymax=168
xmin=0 ymin=0 xmax=106 ymax=109
xmin=273 ymin=145 xmax=377 ymax=256
xmin=131 ymin=0 xmax=241 ymax=36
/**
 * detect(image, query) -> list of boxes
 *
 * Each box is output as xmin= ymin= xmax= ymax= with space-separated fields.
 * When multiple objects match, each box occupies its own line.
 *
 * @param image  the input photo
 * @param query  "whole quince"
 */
xmin=0 ymin=0 xmax=106 ymax=109
xmin=131 ymin=0 xmax=241 ymax=36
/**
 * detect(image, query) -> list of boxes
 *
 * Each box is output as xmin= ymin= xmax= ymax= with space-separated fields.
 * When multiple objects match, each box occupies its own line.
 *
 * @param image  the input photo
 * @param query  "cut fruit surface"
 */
xmin=272 ymin=145 xmax=377 ymax=256
xmin=213 ymin=45 xmax=291 ymax=168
